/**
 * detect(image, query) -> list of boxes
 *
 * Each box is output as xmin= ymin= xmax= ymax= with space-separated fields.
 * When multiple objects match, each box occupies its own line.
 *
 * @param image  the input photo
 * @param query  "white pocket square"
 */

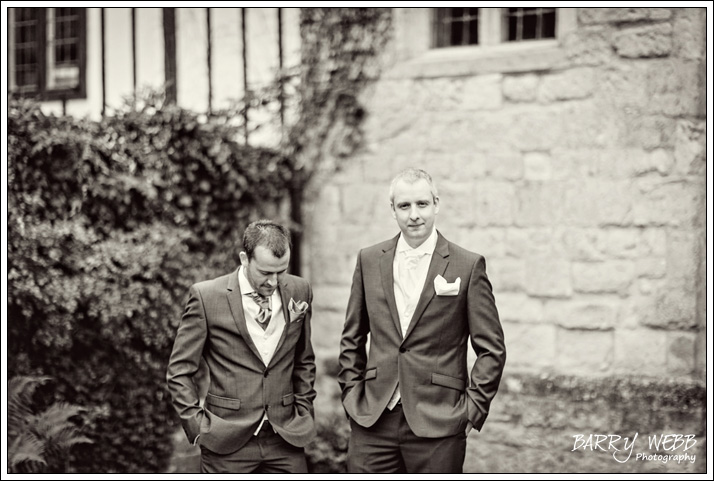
xmin=289 ymin=298 xmax=309 ymax=322
xmin=434 ymin=274 xmax=461 ymax=296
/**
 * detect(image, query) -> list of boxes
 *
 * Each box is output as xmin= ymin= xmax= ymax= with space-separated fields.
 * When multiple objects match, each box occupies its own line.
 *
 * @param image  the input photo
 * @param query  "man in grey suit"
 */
xmin=339 ymin=168 xmax=506 ymax=473
xmin=167 ymin=220 xmax=316 ymax=473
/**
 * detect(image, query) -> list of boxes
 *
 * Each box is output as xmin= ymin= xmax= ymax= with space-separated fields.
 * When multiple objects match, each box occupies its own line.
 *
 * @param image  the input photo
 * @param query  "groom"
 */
xmin=339 ymin=168 xmax=506 ymax=473
xmin=167 ymin=220 xmax=316 ymax=473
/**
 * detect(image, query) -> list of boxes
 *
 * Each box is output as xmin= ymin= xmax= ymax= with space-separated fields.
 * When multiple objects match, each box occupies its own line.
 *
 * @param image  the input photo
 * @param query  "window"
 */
xmin=9 ymin=7 xmax=87 ymax=99
xmin=504 ymin=8 xmax=556 ymax=42
xmin=433 ymin=7 xmax=559 ymax=48
xmin=434 ymin=8 xmax=479 ymax=47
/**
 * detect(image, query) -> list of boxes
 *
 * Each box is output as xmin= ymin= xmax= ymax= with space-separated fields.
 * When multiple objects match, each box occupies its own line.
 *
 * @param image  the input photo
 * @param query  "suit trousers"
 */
xmin=200 ymin=422 xmax=308 ymax=473
xmin=347 ymin=403 xmax=467 ymax=473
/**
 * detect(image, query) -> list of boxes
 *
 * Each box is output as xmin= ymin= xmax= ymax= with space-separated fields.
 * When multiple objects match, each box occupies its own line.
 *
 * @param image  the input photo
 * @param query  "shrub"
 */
xmin=8 ymin=93 xmax=293 ymax=472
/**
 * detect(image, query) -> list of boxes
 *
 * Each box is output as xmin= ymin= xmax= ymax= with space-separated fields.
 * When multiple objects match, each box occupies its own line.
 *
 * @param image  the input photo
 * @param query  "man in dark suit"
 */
xmin=167 ymin=220 xmax=316 ymax=473
xmin=338 ymin=168 xmax=506 ymax=473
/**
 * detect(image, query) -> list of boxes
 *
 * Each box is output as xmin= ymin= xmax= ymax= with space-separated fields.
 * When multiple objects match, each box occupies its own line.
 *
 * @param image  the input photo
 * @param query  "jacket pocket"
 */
xmin=282 ymin=393 xmax=295 ymax=405
xmin=206 ymin=393 xmax=241 ymax=410
xmin=431 ymin=373 xmax=466 ymax=391
xmin=364 ymin=367 xmax=377 ymax=380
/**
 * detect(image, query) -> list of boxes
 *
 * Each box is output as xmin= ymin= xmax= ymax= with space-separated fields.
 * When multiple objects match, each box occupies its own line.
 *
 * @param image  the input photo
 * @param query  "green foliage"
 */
xmin=8 ymin=92 xmax=293 ymax=472
xmin=8 ymin=376 xmax=92 ymax=473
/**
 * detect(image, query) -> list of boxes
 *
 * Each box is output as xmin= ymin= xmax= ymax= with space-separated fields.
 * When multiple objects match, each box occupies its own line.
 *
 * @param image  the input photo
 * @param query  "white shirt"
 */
xmin=388 ymin=228 xmax=437 ymax=409
xmin=392 ymin=227 xmax=438 ymax=337
xmin=239 ymin=266 xmax=286 ymax=434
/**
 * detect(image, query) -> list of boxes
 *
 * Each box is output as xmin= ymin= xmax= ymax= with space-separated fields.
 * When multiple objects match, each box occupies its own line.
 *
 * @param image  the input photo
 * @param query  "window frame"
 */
xmin=431 ymin=7 xmax=574 ymax=50
xmin=8 ymin=7 xmax=87 ymax=101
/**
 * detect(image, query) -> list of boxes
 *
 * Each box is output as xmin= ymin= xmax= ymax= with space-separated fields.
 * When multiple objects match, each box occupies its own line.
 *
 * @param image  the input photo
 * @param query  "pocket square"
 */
xmin=289 ymin=298 xmax=309 ymax=322
xmin=434 ymin=274 xmax=461 ymax=296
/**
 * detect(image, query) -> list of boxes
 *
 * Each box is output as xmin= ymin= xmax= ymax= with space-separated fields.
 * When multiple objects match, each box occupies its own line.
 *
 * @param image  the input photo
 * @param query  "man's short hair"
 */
xmin=389 ymin=168 xmax=439 ymax=203
xmin=243 ymin=219 xmax=292 ymax=260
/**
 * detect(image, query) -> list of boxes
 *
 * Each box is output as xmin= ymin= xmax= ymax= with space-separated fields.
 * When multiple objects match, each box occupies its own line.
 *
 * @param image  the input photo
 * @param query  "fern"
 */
xmin=7 ymin=376 xmax=92 ymax=473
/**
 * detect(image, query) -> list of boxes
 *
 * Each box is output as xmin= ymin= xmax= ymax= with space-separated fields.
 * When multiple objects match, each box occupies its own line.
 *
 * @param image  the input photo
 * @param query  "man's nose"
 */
xmin=266 ymin=274 xmax=278 ymax=286
xmin=409 ymin=206 xmax=421 ymax=220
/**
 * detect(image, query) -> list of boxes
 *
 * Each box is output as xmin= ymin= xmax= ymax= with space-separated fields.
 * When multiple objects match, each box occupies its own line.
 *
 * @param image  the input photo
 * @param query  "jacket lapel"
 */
xmin=226 ymin=268 xmax=266 ymax=366
xmin=380 ymin=235 xmax=403 ymax=338
xmin=403 ymin=232 xmax=450 ymax=341
xmin=268 ymin=278 xmax=292 ymax=367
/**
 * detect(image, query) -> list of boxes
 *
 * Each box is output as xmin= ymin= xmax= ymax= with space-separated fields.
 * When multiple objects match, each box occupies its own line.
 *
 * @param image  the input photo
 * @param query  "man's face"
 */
xmin=239 ymin=245 xmax=290 ymax=297
xmin=391 ymin=178 xmax=439 ymax=248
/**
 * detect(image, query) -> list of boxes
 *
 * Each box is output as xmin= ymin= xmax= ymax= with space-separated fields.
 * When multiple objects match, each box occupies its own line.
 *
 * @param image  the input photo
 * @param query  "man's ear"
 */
xmin=434 ymin=196 xmax=440 ymax=215
xmin=390 ymin=202 xmax=396 ymax=219
xmin=239 ymin=251 xmax=249 ymax=267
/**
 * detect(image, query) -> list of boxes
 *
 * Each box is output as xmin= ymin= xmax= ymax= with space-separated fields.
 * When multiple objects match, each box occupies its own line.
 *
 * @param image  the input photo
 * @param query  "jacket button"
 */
xmin=264 ymin=370 xmax=269 ymax=377
xmin=399 ymin=347 xmax=406 ymax=353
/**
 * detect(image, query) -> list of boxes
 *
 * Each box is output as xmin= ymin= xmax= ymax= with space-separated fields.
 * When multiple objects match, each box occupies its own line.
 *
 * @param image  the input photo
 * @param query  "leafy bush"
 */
xmin=8 ymin=376 xmax=91 ymax=473
xmin=8 ymin=93 xmax=294 ymax=472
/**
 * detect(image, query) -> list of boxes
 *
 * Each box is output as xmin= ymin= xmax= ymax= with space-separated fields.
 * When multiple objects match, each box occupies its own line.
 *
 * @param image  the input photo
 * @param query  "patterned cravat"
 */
xmin=247 ymin=292 xmax=272 ymax=331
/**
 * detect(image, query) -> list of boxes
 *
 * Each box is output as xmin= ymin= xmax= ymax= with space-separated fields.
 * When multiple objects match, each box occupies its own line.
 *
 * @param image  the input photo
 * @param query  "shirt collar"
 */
xmin=238 ymin=265 xmax=256 ymax=295
xmin=396 ymin=227 xmax=438 ymax=256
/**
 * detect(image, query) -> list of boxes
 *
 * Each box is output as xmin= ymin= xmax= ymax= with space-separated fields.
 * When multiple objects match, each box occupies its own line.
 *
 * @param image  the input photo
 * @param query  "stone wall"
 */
xmin=302 ymin=7 xmax=706 ymax=473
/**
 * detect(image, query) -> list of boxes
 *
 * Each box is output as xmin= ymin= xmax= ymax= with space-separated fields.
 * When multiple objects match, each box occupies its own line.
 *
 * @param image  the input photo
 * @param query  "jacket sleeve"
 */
xmin=292 ymin=283 xmax=317 ymax=416
xmin=338 ymin=250 xmax=370 ymax=400
xmin=166 ymin=285 xmax=207 ymax=442
xmin=466 ymin=256 xmax=507 ymax=431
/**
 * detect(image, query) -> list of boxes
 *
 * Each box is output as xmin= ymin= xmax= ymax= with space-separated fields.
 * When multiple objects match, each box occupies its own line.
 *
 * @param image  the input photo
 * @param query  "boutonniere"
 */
xmin=434 ymin=274 xmax=461 ymax=296
xmin=288 ymin=298 xmax=309 ymax=322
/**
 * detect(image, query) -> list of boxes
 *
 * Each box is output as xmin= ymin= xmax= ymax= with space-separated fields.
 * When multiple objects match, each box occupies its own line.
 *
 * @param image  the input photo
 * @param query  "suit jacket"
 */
xmin=166 ymin=269 xmax=316 ymax=455
xmin=338 ymin=231 xmax=506 ymax=437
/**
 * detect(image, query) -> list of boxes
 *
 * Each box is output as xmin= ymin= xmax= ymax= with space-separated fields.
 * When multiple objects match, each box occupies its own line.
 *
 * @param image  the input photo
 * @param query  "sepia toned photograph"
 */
xmin=4 ymin=5 xmax=710 ymax=476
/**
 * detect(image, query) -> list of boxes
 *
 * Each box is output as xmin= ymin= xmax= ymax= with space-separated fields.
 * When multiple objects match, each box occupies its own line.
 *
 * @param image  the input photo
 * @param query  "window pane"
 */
xmin=13 ymin=8 xmax=40 ymax=89
xmin=450 ymin=19 xmax=463 ymax=45
xmin=542 ymin=10 xmax=556 ymax=38
xmin=434 ymin=7 xmax=479 ymax=47
xmin=468 ymin=17 xmax=479 ymax=45
xmin=522 ymin=13 xmax=537 ymax=39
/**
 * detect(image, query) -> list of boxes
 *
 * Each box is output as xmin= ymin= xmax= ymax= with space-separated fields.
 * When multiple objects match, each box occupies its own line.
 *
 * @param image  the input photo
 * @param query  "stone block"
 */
xmin=613 ymin=23 xmax=673 ymax=58
xmin=667 ymin=331 xmax=696 ymax=376
xmin=613 ymin=328 xmax=667 ymax=374
xmin=479 ymin=149 xmax=524 ymax=180
xmin=572 ymin=260 xmax=635 ymax=295
xmin=579 ymin=8 xmax=672 ymax=24
xmin=544 ymin=297 xmax=619 ymax=330
xmin=461 ymin=74 xmax=504 ymax=110
xmin=523 ymin=152 xmax=552 ymax=180
xmin=562 ymin=228 xmax=603 ymax=261
xmin=636 ymin=258 xmax=667 ymax=279
xmin=632 ymin=178 xmax=702 ymax=228
xmin=495 ymin=293 xmax=542 ymax=323
xmin=501 ymin=322 xmax=556 ymax=369
xmin=525 ymin=258 xmax=573 ymax=298
xmin=490 ymin=259 xmax=526 ymax=293
xmin=598 ymin=228 xmax=641 ymax=259
xmin=503 ymin=73 xmax=539 ymax=102
xmin=650 ymin=287 xmax=698 ymax=329
xmin=437 ymin=181 xmax=477 ymax=227
xmin=666 ymin=230 xmax=700 ymax=291
xmin=341 ymin=183 xmax=389 ymax=223
xmin=474 ymin=180 xmax=515 ymax=227
xmin=511 ymin=106 xmax=564 ymax=151
xmin=550 ymin=148 xmax=599 ymax=180
xmin=312 ymin=285 xmax=351 ymax=313
xmin=673 ymin=8 xmax=706 ymax=60
xmin=538 ymin=68 xmax=595 ymax=103
xmin=311 ymin=310 xmax=347 ymax=361
xmin=674 ymin=120 xmax=706 ymax=175
xmin=641 ymin=228 xmax=667 ymax=257
xmin=596 ymin=63 xmax=650 ymax=114
xmin=562 ymin=26 xmax=613 ymax=66
xmin=515 ymin=181 xmax=562 ymax=227
xmin=507 ymin=228 xmax=564 ymax=258
xmin=646 ymin=59 xmax=702 ymax=116
xmin=412 ymin=77 xmax=463 ymax=112
xmin=556 ymin=328 xmax=613 ymax=374
xmin=617 ymin=293 xmax=657 ymax=329
xmin=558 ymin=180 xmax=632 ymax=227
xmin=694 ymin=328 xmax=705 ymax=380
xmin=620 ymin=115 xmax=676 ymax=150
xmin=558 ymin=100 xmax=619 ymax=149
xmin=454 ymin=227 xmax=508 ymax=259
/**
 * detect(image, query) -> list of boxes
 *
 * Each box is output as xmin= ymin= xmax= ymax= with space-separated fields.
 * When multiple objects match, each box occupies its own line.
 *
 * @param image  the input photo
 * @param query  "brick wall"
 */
xmin=302 ymin=7 xmax=706 ymax=472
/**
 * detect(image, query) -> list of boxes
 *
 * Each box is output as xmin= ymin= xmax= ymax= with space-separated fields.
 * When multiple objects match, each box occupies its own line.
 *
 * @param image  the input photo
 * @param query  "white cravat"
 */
xmin=388 ymin=228 xmax=438 ymax=409
xmin=238 ymin=266 xmax=285 ymax=434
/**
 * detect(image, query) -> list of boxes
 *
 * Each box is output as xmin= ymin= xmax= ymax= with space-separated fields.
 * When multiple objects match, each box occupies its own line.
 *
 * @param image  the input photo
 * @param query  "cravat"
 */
xmin=247 ymin=292 xmax=272 ymax=331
